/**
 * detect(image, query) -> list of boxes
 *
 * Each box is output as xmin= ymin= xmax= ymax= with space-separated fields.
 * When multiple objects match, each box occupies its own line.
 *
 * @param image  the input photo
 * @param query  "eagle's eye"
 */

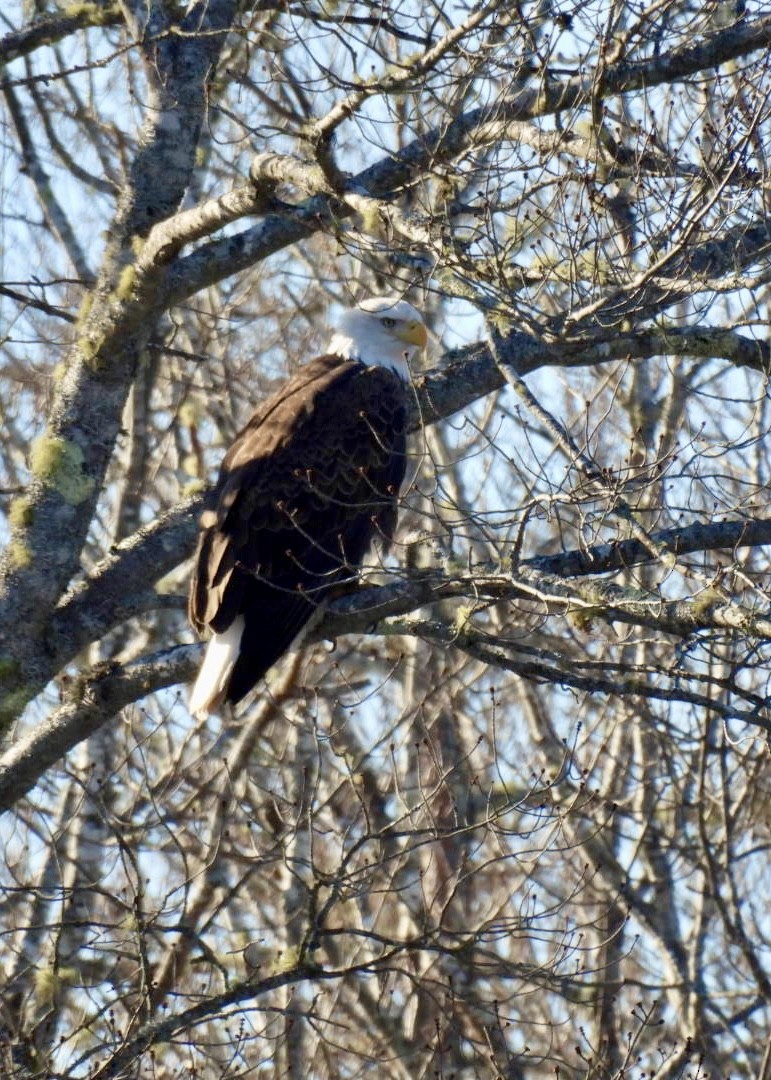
xmin=380 ymin=317 xmax=396 ymax=328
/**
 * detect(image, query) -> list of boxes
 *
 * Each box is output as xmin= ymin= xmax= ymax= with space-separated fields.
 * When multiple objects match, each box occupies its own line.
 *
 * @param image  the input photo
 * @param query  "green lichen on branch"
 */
xmin=354 ymin=201 xmax=383 ymax=236
xmin=689 ymin=588 xmax=725 ymax=617
xmin=178 ymin=399 xmax=202 ymax=427
xmin=566 ymin=605 xmax=605 ymax=631
xmin=452 ymin=603 xmax=476 ymax=635
xmin=181 ymin=477 xmax=206 ymax=496
xmin=74 ymin=292 xmax=93 ymax=330
xmin=115 ymin=263 xmax=137 ymax=301
xmin=76 ymin=331 xmax=106 ymax=370
xmin=30 ymin=435 xmax=94 ymax=505
xmin=8 ymin=539 xmax=33 ymax=569
xmin=34 ymin=964 xmax=80 ymax=1009
xmin=59 ymin=1 xmax=119 ymax=24
xmin=8 ymin=494 xmax=34 ymax=529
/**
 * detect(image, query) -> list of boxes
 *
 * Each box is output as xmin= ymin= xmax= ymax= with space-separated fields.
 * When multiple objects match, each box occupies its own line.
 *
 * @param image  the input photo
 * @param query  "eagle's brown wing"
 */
xmin=188 ymin=355 xmax=408 ymax=705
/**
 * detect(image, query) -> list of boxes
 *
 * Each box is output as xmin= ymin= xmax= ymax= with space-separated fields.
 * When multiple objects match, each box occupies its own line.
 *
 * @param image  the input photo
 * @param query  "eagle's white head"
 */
xmin=328 ymin=296 xmax=427 ymax=379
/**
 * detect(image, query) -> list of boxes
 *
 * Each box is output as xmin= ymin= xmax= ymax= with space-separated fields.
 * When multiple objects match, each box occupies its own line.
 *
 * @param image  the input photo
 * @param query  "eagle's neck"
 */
xmin=327 ymin=330 xmax=410 ymax=381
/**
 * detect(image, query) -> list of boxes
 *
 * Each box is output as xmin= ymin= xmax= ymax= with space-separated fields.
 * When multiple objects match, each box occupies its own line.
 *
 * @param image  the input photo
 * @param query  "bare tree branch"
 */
xmin=0 ymin=3 xmax=122 ymax=68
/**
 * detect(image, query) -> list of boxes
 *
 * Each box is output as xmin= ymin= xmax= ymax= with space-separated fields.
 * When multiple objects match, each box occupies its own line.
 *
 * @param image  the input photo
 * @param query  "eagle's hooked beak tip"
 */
xmin=398 ymin=320 xmax=428 ymax=350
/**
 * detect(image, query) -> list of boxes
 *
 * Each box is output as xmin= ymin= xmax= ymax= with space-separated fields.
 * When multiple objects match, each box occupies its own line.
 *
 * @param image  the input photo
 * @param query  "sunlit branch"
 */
xmin=0 ymin=3 xmax=122 ymax=67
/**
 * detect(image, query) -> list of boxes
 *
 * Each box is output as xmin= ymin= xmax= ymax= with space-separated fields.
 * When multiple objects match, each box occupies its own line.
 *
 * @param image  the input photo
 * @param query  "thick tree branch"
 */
xmin=136 ymin=180 xmax=281 ymax=273
xmin=0 ymin=0 xmax=238 ymax=723
xmin=0 ymin=644 xmax=199 ymax=814
xmin=523 ymin=516 xmax=771 ymax=578
xmin=0 ymin=4 xmax=122 ymax=68
xmin=50 ymin=494 xmax=205 ymax=668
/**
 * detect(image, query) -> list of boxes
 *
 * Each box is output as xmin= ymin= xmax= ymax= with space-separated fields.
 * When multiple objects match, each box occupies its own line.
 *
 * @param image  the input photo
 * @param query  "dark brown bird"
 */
xmin=188 ymin=296 xmax=427 ymax=716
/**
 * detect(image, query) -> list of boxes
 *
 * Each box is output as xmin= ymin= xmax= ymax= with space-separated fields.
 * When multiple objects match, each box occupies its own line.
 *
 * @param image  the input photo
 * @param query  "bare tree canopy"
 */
xmin=2 ymin=0 xmax=771 ymax=1075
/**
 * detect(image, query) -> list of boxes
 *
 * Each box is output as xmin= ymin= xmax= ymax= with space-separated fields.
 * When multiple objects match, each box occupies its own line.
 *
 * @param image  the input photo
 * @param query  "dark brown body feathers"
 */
xmin=189 ymin=355 xmax=408 ymax=706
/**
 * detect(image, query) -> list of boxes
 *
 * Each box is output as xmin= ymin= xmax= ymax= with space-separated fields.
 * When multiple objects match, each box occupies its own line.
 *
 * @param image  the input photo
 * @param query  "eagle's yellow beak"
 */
xmin=396 ymin=320 xmax=428 ymax=350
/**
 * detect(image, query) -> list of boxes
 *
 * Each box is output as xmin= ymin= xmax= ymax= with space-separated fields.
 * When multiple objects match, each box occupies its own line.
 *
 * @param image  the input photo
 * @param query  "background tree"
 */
xmin=2 ymin=0 xmax=771 ymax=1076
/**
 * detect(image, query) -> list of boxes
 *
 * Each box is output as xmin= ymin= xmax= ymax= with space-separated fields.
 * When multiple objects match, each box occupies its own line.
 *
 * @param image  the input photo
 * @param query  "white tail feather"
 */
xmin=188 ymin=616 xmax=245 ymax=718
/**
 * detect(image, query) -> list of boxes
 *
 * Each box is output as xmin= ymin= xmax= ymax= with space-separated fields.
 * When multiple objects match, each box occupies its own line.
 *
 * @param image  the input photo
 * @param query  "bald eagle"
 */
xmin=188 ymin=296 xmax=427 ymax=717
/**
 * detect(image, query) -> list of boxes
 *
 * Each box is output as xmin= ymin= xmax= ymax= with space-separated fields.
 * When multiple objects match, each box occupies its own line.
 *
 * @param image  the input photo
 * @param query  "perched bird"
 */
xmin=188 ymin=296 xmax=427 ymax=717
